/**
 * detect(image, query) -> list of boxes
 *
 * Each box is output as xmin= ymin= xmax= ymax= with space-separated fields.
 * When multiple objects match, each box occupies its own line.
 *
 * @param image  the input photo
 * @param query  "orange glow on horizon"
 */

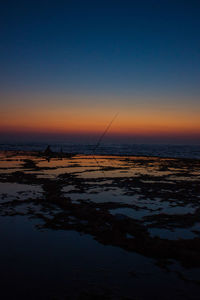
xmin=1 ymin=111 xmax=200 ymax=138
xmin=1 ymin=93 xmax=200 ymax=139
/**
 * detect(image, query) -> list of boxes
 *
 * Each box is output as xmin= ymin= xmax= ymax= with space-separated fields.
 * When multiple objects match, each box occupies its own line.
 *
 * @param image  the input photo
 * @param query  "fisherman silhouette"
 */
xmin=44 ymin=145 xmax=52 ymax=156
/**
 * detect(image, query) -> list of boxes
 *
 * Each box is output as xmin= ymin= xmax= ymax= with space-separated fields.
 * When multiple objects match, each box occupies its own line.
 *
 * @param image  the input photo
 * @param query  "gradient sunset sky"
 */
xmin=1 ymin=0 xmax=200 ymax=144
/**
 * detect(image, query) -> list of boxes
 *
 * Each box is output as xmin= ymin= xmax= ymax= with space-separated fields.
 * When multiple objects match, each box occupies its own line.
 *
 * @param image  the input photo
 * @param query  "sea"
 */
xmin=0 ymin=142 xmax=200 ymax=159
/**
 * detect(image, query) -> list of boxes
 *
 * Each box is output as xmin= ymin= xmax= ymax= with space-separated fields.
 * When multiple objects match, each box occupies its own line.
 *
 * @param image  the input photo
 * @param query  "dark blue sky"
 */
xmin=1 ymin=0 xmax=200 ymax=97
xmin=1 ymin=1 xmax=200 ymax=144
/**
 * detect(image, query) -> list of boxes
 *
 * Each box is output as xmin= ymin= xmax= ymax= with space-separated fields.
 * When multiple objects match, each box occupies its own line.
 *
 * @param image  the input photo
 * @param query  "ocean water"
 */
xmin=0 ymin=142 xmax=200 ymax=159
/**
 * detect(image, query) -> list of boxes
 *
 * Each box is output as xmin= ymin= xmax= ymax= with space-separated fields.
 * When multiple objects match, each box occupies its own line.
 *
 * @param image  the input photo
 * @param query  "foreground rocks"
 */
xmin=0 ymin=151 xmax=200 ymax=275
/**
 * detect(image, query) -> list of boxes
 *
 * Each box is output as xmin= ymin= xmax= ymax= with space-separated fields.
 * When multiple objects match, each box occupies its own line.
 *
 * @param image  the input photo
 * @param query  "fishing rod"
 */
xmin=91 ymin=113 xmax=118 ymax=175
xmin=93 ymin=113 xmax=118 ymax=154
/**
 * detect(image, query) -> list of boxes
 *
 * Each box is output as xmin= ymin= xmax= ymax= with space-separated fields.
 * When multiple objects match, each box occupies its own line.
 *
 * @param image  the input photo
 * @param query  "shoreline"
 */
xmin=1 ymin=149 xmax=200 ymax=161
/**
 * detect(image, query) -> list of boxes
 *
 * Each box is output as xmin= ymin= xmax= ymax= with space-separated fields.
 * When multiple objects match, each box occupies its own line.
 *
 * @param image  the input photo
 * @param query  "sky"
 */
xmin=0 ymin=0 xmax=200 ymax=144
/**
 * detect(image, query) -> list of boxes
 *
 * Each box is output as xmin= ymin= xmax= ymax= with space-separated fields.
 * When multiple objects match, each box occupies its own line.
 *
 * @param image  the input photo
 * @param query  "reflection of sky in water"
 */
xmin=0 ymin=168 xmax=23 ymax=174
xmin=0 ymin=156 xmax=24 ymax=173
xmin=167 ymin=176 xmax=200 ymax=182
xmin=77 ymin=167 xmax=170 ymax=179
xmin=1 ymin=215 xmax=198 ymax=299
xmin=0 ymin=160 xmax=22 ymax=168
xmin=0 ymin=182 xmax=43 ymax=202
xmin=37 ymin=167 xmax=78 ymax=179
xmin=35 ymin=156 xmax=177 ymax=179
xmin=63 ymin=184 xmax=196 ymax=216
xmin=108 ymin=205 xmax=195 ymax=221
xmin=2 ymin=154 xmax=199 ymax=182
xmin=37 ymin=158 xmax=75 ymax=168
xmin=109 ymin=207 xmax=150 ymax=220
xmin=149 ymin=226 xmax=199 ymax=240
xmin=63 ymin=188 xmax=140 ymax=204
xmin=136 ymin=198 xmax=196 ymax=215
xmin=1 ymin=153 xmax=200 ymax=233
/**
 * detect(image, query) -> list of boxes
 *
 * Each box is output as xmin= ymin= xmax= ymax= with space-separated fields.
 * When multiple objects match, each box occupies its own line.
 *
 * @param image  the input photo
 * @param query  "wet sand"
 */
xmin=0 ymin=150 xmax=200 ymax=299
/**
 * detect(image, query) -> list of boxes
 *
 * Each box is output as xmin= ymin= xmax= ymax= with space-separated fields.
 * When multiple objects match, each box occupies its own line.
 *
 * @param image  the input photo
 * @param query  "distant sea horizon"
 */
xmin=0 ymin=142 xmax=200 ymax=159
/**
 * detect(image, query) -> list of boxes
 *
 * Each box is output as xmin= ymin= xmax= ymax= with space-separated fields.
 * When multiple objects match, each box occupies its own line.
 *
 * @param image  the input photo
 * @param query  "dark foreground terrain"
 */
xmin=0 ymin=151 xmax=200 ymax=299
